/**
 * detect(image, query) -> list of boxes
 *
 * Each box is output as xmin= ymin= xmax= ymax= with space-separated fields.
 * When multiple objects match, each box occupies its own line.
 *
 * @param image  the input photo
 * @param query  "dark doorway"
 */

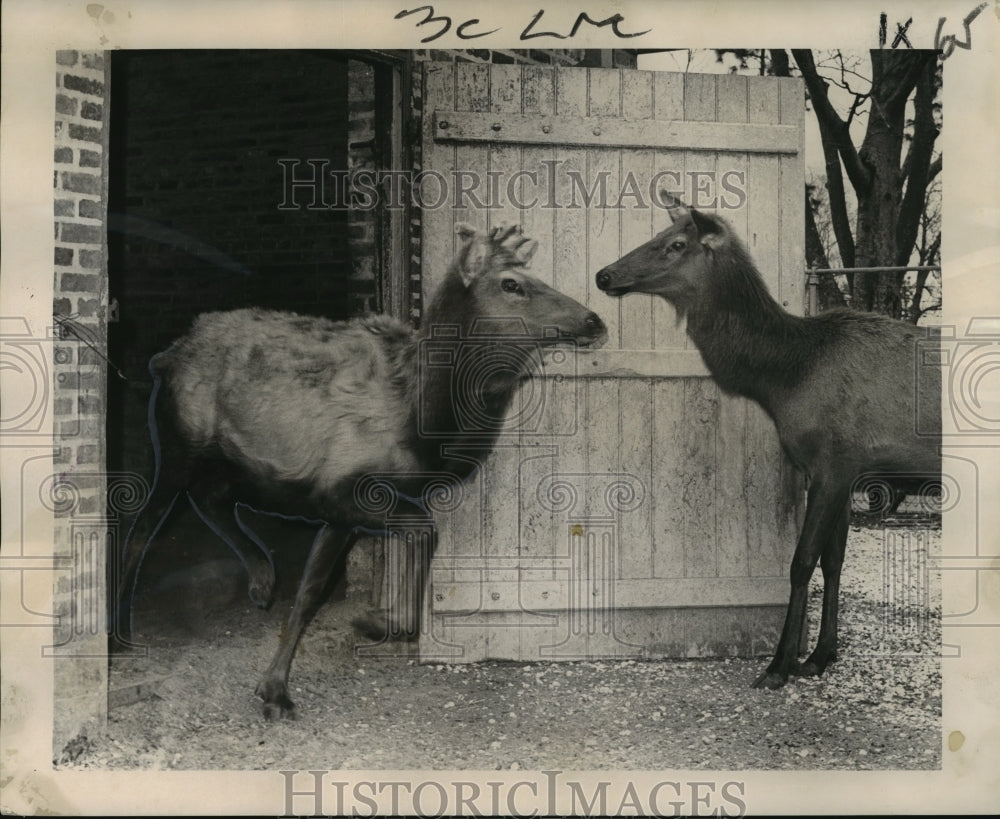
xmin=106 ymin=50 xmax=406 ymax=624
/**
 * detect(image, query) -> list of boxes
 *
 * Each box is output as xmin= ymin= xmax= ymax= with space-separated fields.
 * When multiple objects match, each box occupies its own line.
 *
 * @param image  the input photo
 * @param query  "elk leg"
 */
xmin=753 ymin=479 xmax=850 ymax=690
xmin=256 ymin=525 xmax=355 ymax=720
xmin=796 ymin=498 xmax=850 ymax=676
xmin=114 ymin=478 xmax=183 ymax=645
xmin=187 ymin=476 xmax=276 ymax=607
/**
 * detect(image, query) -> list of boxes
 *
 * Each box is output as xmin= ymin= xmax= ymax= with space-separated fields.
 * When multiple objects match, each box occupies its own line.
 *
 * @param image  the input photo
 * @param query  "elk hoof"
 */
xmin=794 ymin=661 xmax=822 ymax=677
xmin=752 ymin=670 xmax=789 ymax=690
xmin=256 ymin=680 xmax=296 ymax=721
xmin=262 ymin=697 xmax=297 ymax=721
xmin=795 ymin=651 xmax=835 ymax=677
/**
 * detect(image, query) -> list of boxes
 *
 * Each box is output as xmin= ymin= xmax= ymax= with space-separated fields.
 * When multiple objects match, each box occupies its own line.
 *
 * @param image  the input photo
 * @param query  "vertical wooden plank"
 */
xmin=681 ymin=74 xmax=719 ymax=579
xmin=617 ymin=70 xmax=656 ymax=585
xmin=683 ymin=72 xmax=717 ymax=121
xmin=552 ymin=65 xmax=589 ymax=307
xmin=425 ymin=479 xmax=485 ymax=662
xmin=617 ymin=379 xmax=653 ymax=582
xmin=585 ymin=68 xmax=622 ymax=341
xmin=620 ymin=69 xmax=654 ymax=351
xmin=453 ymin=62 xmax=491 ymax=234
xmin=582 ymin=69 xmax=623 ymax=657
xmin=746 ymin=76 xmax=787 ymax=579
xmin=520 ymin=66 xmax=556 ymax=286
xmin=583 ymin=378 xmax=619 ymax=658
xmin=519 ymin=66 xmax=560 ymax=607
xmin=551 ymin=66 xmax=591 ymax=654
xmin=583 ymin=68 xmax=622 ymax=480
xmin=652 ymin=71 xmax=686 ymax=350
xmin=746 ymin=77 xmax=783 ymax=293
xmin=517 ymin=447 xmax=558 ymax=579
xmin=652 ymin=70 xmax=684 ymax=119
xmin=716 ymin=75 xmax=749 ymax=230
xmin=714 ymin=74 xmax=751 ymax=580
xmin=488 ymin=63 xmax=522 ymax=230
xmin=681 ymin=379 xmax=719 ymax=578
xmin=614 ymin=71 xmax=657 ymax=587
xmin=481 ymin=445 xmax=525 ymax=660
xmin=651 ymin=382 xmax=686 ymax=579
xmin=683 ymin=72 xmax=719 ymax=212
xmin=585 ymin=66 xmax=622 ymax=115
xmin=778 ymin=76 xmax=806 ymax=316
xmin=585 ymin=524 xmax=633 ymax=658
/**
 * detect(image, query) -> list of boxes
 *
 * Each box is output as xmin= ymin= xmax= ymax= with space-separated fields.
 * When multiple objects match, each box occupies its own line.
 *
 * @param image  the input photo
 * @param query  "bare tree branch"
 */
xmin=910 ymin=270 xmax=942 ymax=322
xmin=927 ymin=154 xmax=942 ymax=182
xmin=792 ymin=49 xmax=871 ymax=194
xmin=895 ymin=59 xmax=940 ymax=267
xmin=845 ymin=92 xmax=870 ymax=129
xmin=873 ymin=49 xmax=937 ymax=112
xmin=923 ymin=232 xmax=942 ymax=265
xmin=789 ymin=50 xmax=859 ymax=267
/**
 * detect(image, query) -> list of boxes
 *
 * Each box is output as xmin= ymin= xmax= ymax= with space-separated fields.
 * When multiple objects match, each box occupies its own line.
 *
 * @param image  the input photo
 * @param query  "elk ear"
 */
xmin=455 ymin=222 xmax=489 ymax=287
xmin=690 ymin=209 xmax=726 ymax=250
xmin=657 ymin=190 xmax=690 ymax=222
xmin=455 ymin=222 xmax=478 ymax=244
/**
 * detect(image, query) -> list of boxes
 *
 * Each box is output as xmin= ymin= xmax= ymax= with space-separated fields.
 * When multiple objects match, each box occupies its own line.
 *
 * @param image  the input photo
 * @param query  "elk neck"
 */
xmin=682 ymin=240 xmax=823 ymax=413
xmin=406 ymin=268 xmax=536 ymax=481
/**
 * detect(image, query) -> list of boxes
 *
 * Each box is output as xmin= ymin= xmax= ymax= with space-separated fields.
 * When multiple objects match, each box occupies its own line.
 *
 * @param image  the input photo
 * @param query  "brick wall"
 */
xmin=346 ymin=59 xmax=379 ymax=311
xmin=52 ymin=48 xmax=111 ymax=762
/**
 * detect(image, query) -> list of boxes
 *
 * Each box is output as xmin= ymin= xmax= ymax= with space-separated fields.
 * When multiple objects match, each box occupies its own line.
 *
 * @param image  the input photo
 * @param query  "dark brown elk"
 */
xmin=595 ymin=196 xmax=940 ymax=689
xmin=118 ymin=224 xmax=606 ymax=718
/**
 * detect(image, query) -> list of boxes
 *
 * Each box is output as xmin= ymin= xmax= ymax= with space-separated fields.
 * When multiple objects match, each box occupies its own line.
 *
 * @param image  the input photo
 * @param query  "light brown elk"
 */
xmin=118 ymin=224 xmax=606 ymax=718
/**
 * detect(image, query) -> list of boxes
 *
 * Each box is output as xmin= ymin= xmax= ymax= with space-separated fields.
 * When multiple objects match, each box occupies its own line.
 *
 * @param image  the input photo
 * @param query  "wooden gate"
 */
xmin=416 ymin=62 xmax=805 ymax=662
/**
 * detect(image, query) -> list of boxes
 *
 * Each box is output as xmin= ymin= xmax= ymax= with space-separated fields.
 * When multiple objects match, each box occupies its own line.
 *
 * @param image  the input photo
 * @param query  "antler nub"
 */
xmin=491 ymin=224 xmax=536 ymax=266
xmin=453 ymin=223 xmax=538 ymax=283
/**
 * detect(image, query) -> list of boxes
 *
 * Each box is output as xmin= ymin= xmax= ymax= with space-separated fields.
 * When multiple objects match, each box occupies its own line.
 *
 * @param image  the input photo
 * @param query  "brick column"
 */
xmin=51 ymin=49 xmax=112 ymax=762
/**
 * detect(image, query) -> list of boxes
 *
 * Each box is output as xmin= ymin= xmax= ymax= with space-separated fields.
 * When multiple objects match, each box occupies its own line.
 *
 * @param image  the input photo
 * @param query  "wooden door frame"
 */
xmin=348 ymin=49 xmax=413 ymax=320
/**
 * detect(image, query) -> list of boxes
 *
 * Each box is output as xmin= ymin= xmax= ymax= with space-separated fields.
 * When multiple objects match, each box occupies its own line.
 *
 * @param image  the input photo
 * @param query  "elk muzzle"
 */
xmin=581 ymin=311 xmax=608 ymax=347
xmin=595 ymin=267 xmax=631 ymax=297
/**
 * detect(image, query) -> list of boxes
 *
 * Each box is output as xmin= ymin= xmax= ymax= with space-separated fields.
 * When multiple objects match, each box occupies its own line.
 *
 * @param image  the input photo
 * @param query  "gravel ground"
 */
xmin=63 ymin=513 xmax=941 ymax=771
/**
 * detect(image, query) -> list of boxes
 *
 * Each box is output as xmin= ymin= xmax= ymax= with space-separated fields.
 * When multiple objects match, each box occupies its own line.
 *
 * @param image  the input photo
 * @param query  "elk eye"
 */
xmin=670 ymin=241 xmax=686 ymax=252
xmin=501 ymin=278 xmax=523 ymax=294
